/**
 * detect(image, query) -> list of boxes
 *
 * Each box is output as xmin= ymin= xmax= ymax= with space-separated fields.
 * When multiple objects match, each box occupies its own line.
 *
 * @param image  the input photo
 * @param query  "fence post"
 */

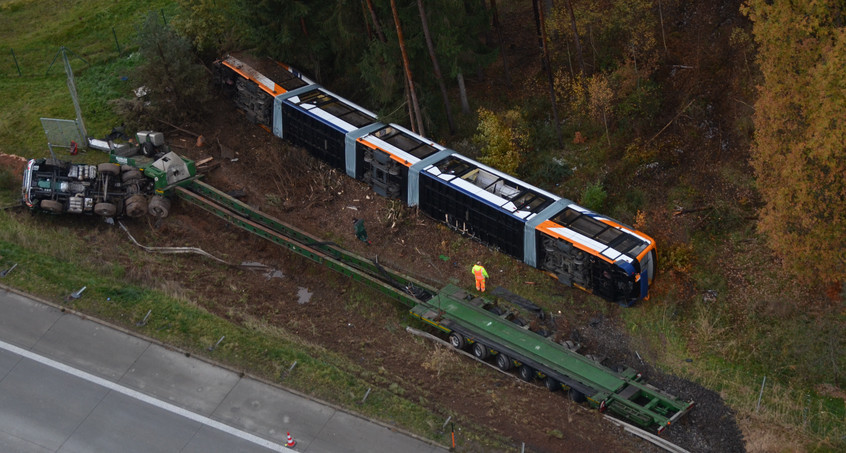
xmin=10 ymin=48 xmax=22 ymax=76
xmin=756 ymin=376 xmax=766 ymax=412
xmin=112 ymin=27 xmax=122 ymax=55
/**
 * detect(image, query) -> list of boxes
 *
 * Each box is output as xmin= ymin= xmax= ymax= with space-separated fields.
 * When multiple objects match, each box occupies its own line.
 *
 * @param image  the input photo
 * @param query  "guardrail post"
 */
xmin=10 ymin=48 xmax=21 ymax=76
xmin=756 ymin=376 xmax=766 ymax=412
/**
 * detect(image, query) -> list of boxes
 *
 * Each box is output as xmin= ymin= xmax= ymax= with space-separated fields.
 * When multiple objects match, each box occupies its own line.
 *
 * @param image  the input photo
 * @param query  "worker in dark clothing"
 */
xmin=352 ymin=218 xmax=371 ymax=245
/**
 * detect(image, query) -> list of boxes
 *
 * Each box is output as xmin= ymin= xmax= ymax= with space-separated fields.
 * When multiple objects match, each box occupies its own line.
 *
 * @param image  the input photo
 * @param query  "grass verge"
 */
xmin=0 ymin=209 xmax=512 ymax=450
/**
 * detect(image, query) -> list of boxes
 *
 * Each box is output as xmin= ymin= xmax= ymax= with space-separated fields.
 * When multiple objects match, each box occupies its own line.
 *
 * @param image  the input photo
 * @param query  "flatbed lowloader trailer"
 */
xmin=175 ymin=178 xmax=694 ymax=434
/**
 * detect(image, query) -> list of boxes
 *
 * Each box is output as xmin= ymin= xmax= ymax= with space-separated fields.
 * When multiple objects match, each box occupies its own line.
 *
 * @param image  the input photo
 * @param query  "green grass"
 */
xmin=0 ymin=0 xmax=177 ymax=155
xmin=0 ymin=209 xmax=463 ymax=446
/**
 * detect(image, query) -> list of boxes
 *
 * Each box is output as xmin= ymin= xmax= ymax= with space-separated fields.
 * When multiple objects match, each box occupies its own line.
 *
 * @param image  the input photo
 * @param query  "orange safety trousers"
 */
xmin=473 ymin=268 xmax=486 ymax=292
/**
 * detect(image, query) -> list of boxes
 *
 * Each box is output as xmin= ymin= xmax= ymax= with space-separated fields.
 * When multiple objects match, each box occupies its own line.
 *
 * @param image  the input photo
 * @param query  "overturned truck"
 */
xmin=22 ymin=131 xmax=195 ymax=219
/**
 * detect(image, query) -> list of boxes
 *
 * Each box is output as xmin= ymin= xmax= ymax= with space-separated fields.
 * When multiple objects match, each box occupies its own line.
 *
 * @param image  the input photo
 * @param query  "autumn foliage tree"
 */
xmin=474 ymin=107 xmax=527 ymax=176
xmin=743 ymin=1 xmax=846 ymax=284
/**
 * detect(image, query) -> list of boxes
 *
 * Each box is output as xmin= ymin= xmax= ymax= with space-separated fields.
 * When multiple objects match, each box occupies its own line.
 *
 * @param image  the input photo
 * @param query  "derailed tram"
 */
xmin=213 ymin=55 xmax=657 ymax=306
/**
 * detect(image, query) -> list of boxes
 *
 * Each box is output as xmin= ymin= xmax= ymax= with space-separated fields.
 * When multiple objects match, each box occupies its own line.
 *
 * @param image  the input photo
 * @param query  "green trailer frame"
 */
xmin=175 ymin=177 xmax=693 ymax=434
xmin=411 ymin=285 xmax=693 ymax=432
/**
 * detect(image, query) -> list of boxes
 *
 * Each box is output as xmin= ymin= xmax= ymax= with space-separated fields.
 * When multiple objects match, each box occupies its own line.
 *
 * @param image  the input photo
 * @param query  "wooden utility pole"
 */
xmin=390 ymin=0 xmax=425 ymax=135
xmin=489 ymin=0 xmax=512 ymax=87
xmin=417 ymin=0 xmax=455 ymax=133
xmin=565 ymin=0 xmax=585 ymax=75
xmin=537 ymin=0 xmax=562 ymax=146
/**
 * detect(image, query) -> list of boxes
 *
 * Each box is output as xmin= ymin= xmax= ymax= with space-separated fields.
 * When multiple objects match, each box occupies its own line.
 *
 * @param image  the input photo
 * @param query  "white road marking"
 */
xmin=0 ymin=339 xmax=289 ymax=452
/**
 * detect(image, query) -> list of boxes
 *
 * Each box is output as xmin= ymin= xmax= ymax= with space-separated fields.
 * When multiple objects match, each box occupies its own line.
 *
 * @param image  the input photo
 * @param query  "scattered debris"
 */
xmin=65 ymin=286 xmax=86 ymax=302
xmin=0 ymin=263 xmax=17 ymax=277
xmin=297 ymin=287 xmax=313 ymax=304
xmin=119 ymin=222 xmax=229 ymax=264
xmin=208 ymin=335 xmax=225 ymax=352
xmin=136 ymin=309 xmax=151 ymax=327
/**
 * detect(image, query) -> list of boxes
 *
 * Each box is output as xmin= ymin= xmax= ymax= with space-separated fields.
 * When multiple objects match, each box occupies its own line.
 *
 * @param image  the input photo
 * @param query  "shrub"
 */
xmin=580 ymin=181 xmax=607 ymax=212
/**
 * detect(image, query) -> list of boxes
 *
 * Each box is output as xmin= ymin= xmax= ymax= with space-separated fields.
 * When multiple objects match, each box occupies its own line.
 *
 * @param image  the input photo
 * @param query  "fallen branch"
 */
xmin=154 ymin=119 xmax=200 ymax=138
xmin=648 ymin=99 xmax=696 ymax=143
xmin=673 ymin=206 xmax=712 ymax=217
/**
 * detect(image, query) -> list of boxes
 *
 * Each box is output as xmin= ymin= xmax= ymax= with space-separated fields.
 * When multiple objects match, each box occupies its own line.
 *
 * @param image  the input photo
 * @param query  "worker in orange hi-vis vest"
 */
xmin=471 ymin=261 xmax=489 ymax=292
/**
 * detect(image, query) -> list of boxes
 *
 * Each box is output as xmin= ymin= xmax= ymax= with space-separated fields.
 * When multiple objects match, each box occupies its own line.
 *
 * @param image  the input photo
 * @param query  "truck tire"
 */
xmin=496 ymin=353 xmax=513 ymax=371
xmin=94 ymin=202 xmax=117 ymax=217
xmin=472 ymin=342 xmax=489 ymax=360
xmin=448 ymin=332 xmax=465 ymax=350
xmin=519 ymin=365 xmax=535 ymax=382
xmin=148 ymin=195 xmax=171 ymax=218
xmin=97 ymin=163 xmax=120 ymax=176
xmin=40 ymin=199 xmax=63 ymax=213
xmin=544 ymin=377 xmax=561 ymax=392
xmin=122 ymin=170 xmax=144 ymax=183
xmin=125 ymin=195 xmax=148 ymax=218
xmin=568 ymin=389 xmax=586 ymax=403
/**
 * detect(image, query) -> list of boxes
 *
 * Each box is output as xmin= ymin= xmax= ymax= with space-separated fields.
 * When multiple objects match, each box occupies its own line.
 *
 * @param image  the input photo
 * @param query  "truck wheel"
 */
xmin=545 ymin=377 xmax=561 ymax=392
xmin=519 ymin=365 xmax=535 ymax=382
xmin=94 ymin=202 xmax=117 ymax=217
xmin=40 ymin=199 xmax=63 ymax=213
xmin=448 ymin=332 xmax=465 ymax=350
xmin=472 ymin=342 xmax=489 ymax=359
xmin=97 ymin=163 xmax=120 ymax=176
xmin=496 ymin=353 xmax=513 ymax=371
xmin=122 ymin=170 xmax=144 ymax=183
xmin=148 ymin=195 xmax=171 ymax=218
xmin=125 ymin=195 xmax=148 ymax=218
xmin=568 ymin=389 xmax=586 ymax=403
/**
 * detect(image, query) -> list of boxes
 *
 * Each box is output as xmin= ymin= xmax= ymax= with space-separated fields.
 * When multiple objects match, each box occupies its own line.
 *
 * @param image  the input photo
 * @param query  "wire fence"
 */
xmin=1 ymin=9 xmax=170 ymax=79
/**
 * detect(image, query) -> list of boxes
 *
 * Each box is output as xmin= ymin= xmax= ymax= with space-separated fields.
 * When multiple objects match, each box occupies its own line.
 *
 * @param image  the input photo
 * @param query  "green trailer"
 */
xmin=173 ymin=175 xmax=693 ymax=434
xmin=411 ymin=285 xmax=694 ymax=433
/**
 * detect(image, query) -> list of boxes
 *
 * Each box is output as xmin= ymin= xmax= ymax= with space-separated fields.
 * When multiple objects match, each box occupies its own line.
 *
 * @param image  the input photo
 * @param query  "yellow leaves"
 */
xmin=473 ymin=107 xmax=527 ymax=176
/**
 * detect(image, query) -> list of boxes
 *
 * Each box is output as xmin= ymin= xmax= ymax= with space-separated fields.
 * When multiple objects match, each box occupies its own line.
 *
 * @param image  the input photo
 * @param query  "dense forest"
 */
xmin=159 ymin=0 xmax=845 ymax=286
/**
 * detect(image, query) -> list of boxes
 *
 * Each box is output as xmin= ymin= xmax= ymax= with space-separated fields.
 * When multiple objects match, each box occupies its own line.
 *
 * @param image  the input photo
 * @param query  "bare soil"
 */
xmin=87 ymin=87 xmax=742 ymax=452
xmin=2 ymin=2 xmax=753 ymax=451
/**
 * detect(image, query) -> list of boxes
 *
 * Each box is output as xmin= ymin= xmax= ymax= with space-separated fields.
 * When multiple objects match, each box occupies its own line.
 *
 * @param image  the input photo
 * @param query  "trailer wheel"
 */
xmin=519 ymin=365 xmax=535 ymax=382
xmin=568 ymin=389 xmax=586 ymax=403
xmin=472 ymin=342 xmax=489 ymax=360
xmin=448 ymin=332 xmax=465 ymax=350
xmin=125 ymin=195 xmax=148 ymax=218
xmin=148 ymin=195 xmax=171 ymax=219
xmin=94 ymin=202 xmax=117 ymax=217
xmin=97 ymin=163 xmax=120 ymax=176
xmin=40 ymin=199 xmax=63 ymax=213
xmin=122 ymin=170 xmax=144 ymax=183
xmin=544 ymin=377 xmax=561 ymax=392
xmin=496 ymin=353 xmax=513 ymax=371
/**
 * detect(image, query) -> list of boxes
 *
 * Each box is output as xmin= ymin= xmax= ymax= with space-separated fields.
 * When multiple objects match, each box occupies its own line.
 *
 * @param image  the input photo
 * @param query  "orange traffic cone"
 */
xmin=286 ymin=431 xmax=296 ymax=448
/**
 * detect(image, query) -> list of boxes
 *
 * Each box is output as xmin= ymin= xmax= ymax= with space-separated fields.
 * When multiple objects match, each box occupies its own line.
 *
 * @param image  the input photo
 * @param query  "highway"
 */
xmin=0 ymin=286 xmax=445 ymax=453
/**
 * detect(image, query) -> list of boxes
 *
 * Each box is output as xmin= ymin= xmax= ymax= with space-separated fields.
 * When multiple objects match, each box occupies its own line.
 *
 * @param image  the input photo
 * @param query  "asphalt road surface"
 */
xmin=0 ymin=286 xmax=446 ymax=453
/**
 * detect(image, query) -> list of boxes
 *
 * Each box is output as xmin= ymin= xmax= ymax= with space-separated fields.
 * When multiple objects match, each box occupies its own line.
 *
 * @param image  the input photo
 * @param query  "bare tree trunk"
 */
xmin=564 ymin=0 xmax=585 ymax=75
xmin=488 ymin=0 xmax=512 ymax=87
xmin=457 ymin=72 xmax=470 ymax=114
xmin=532 ymin=0 xmax=543 ymax=57
xmin=361 ymin=0 xmax=373 ymax=41
xmin=659 ymin=0 xmax=668 ymax=54
xmin=365 ymin=0 xmax=387 ymax=43
xmin=390 ymin=0 xmax=425 ymax=135
xmin=537 ymin=0 xmax=562 ymax=146
xmin=417 ymin=0 xmax=455 ymax=133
